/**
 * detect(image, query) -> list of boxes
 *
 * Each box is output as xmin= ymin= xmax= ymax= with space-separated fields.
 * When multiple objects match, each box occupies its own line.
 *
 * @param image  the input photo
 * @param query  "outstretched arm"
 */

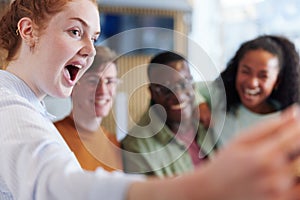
xmin=127 ymin=105 xmax=300 ymax=200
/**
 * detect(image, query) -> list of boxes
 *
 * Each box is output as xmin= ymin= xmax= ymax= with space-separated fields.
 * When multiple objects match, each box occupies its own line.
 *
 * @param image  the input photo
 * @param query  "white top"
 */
xmin=0 ymin=70 xmax=144 ymax=200
xmin=216 ymin=104 xmax=280 ymax=146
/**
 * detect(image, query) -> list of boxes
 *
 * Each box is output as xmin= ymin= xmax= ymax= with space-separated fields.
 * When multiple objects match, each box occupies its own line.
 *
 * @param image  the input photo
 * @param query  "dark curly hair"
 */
xmin=147 ymin=51 xmax=186 ymax=80
xmin=220 ymin=35 xmax=300 ymax=112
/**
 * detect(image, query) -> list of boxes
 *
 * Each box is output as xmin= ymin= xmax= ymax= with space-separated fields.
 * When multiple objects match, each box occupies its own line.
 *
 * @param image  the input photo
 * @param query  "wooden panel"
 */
xmin=102 ymin=55 xmax=152 ymax=133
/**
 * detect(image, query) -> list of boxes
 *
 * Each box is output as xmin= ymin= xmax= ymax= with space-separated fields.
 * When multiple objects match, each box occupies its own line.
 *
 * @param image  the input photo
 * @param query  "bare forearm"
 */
xmin=126 ymin=166 xmax=217 ymax=200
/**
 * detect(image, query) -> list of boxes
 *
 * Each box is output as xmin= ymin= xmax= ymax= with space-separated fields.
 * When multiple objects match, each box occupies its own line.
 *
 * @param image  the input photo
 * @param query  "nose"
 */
xmin=95 ymin=79 xmax=109 ymax=94
xmin=248 ymin=77 xmax=259 ymax=88
xmin=170 ymin=80 xmax=194 ymax=96
xmin=79 ymin=38 xmax=96 ymax=58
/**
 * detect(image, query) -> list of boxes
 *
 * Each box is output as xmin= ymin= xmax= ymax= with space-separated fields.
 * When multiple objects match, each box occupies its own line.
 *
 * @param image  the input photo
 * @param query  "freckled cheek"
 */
xmin=51 ymin=38 xmax=72 ymax=56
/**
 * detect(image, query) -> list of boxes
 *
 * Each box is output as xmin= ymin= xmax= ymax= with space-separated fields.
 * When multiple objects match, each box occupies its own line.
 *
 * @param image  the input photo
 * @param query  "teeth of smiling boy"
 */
xmin=171 ymin=101 xmax=188 ymax=110
xmin=96 ymin=99 xmax=108 ymax=105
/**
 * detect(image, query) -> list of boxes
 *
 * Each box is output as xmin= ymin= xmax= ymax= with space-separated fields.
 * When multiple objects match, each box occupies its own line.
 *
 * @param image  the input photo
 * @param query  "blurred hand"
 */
xmin=204 ymin=105 xmax=300 ymax=200
xmin=128 ymin=105 xmax=300 ymax=200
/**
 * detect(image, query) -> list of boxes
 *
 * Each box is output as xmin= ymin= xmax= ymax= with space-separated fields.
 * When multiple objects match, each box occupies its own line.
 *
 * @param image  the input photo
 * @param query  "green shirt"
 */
xmin=121 ymin=108 xmax=212 ymax=178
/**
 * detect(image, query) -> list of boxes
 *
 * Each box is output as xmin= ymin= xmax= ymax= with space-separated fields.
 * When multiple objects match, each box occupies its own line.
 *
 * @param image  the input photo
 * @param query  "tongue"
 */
xmin=66 ymin=65 xmax=79 ymax=81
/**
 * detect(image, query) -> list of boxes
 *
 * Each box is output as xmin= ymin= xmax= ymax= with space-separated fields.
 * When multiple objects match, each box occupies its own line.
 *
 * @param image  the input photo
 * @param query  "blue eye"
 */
xmin=70 ymin=29 xmax=81 ymax=38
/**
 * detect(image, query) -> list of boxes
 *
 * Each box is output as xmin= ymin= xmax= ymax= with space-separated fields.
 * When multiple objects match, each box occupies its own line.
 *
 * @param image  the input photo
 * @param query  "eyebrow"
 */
xmin=241 ymin=64 xmax=269 ymax=74
xmin=70 ymin=17 xmax=101 ymax=36
xmin=240 ymin=64 xmax=251 ymax=70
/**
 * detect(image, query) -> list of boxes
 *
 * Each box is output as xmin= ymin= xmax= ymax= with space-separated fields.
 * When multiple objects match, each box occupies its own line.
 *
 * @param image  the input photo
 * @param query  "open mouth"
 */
xmin=65 ymin=65 xmax=81 ymax=81
xmin=95 ymin=99 xmax=110 ymax=106
xmin=245 ymin=88 xmax=260 ymax=96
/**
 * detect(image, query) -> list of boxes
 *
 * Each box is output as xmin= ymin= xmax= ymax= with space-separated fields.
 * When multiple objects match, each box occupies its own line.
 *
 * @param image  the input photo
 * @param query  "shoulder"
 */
xmin=0 ymin=90 xmax=40 ymax=121
xmin=54 ymin=116 xmax=73 ymax=127
xmin=101 ymin=126 xmax=120 ymax=147
xmin=54 ymin=117 xmax=77 ymax=141
xmin=121 ymin=132 xmax=146 ymax=149
xmin=121 ymin=126 xmax=158 ymax=153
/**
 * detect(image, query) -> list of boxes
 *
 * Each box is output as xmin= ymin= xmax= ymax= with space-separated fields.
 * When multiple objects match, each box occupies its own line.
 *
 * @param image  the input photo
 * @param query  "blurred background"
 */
xmin=50 ymin=0 xmax=300 ymax=137
xmin=2 ymin=0 xmax=300 ymax=137
xmin=97 ymin=0 xmax=300 ymax=71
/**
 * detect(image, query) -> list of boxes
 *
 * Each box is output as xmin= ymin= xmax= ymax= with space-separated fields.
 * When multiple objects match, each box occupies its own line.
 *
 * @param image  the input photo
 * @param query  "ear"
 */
xmin=17 ymin=17 xmax=38 ymax=48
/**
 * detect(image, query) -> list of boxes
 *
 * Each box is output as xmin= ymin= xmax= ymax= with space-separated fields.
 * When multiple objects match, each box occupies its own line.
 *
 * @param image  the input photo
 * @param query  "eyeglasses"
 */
xmin=83 ymin=75 xmax=120 ymax=89
xmin=151 ymin=77 xmax=194 ymax=96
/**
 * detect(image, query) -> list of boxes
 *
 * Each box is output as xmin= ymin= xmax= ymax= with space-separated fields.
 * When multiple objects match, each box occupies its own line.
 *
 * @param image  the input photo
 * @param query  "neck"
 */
xmin=167 ymin=120 xmax=194 ymax=134
xmin=69 ymin=111 xmax=102 ymax=133
xmin=6 ymin=61 xmax=46 ymax=101
xmin=246 ymin=102 xmax=276 ymax=114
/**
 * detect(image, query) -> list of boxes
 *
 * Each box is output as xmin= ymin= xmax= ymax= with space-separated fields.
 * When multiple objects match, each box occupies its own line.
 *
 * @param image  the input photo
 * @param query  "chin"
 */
xmin=95 ymin=111 xmax=109 ymax=118
xmin=50 ymin=88 xmax=72 ymax=99
xmin=60 ymin=91 xmax=72 ymax=98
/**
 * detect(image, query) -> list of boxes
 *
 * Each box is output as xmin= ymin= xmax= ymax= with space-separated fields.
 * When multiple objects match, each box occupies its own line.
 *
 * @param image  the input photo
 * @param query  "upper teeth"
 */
xmin=96 ymin=99 xmax=108 ymax=105
xmin=74 ymin=64 xmax=82 ymax=69
xmin=245 ymin=88 xmax=260 ymax=95
xmin=171 ymin=101 xmax=188 ymax=110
